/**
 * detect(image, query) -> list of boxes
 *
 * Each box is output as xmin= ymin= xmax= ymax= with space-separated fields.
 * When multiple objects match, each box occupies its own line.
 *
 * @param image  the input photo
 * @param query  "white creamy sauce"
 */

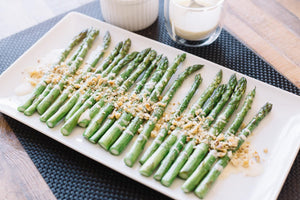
xmin=14 ymin=82 xmax=34 ymax=96
xmin=15 ymin=49 xmax=62 ymax=96
xmin=78 ymin=109 xmax=91 ymax=122
xmin=244 ymin=161 xmax=264 ymax=177
xmin=169 ymin=0 xmax=222 ymax=41
xmin=220 ymin=160 xmax=264 ymax=179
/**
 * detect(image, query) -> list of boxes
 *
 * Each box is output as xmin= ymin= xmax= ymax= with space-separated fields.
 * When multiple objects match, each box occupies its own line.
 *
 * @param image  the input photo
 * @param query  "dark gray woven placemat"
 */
xmin=1 ymin=1 xmax=299 ymax=200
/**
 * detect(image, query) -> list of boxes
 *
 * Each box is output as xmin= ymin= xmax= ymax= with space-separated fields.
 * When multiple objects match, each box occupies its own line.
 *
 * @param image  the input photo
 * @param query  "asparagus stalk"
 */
xmin=99 ymin=54 xmax=184 ymax=151
xmin=39 ymin=32 xmax=111 ymax=122
xmin=181 ymin=88 xmax=256 ymax=192
xmin=45 ymin=43 xmax=136 ymax=128
xmin=203 ymin=74 xmax=238 ymax=128
xmin=148 ymin=54 xmax=187 ymax=103
xmin=96 ymin=54 xmax=167 ymax=148
xmin=209 ymin=77 xmax=247 ymax=135
xmin=36 ymin=29 xmax=99 ymax=115
xmin=178 ymin=77 xmax=247 ymax=179
xmin=159 ymin=74 xmax=236 ymax=186
xmin=100 ymin=38 xmax=131 ymax=78
xmin=83 ymin=54 xmax=161 ymax=139
xmin=194 ymin=154 xmax=231 ymax=198
xmin=106 ymin=55 xmax=187 ymax=154
xmin=139 ymin=129 xmax=182 ymax=177
xmin=161 ymin=138 xmax=196 ymax=187
xmin=120 ymin=53 xmax=160 ymax=93
xmin=23 ymin=84 xmax=54 ymax=116
xmin=139 ymin=74 xmax=202 ymax=165
xmin=17 ymin=29 xmax=88 ymax=112
xmin=107 ymin=54 xmax=186 ymax=155
xmin=89 ymin=117 xmax=116 ymax=143
xmin=107 ymin=49 xmax=150 ymax=81
xmin=90 ymin=57 xmax=168 ymax=145
xmin=64 ymin=40 xmax=128 ymax=121
xmin=113 ymin=48 xmax=151 ymax=86
xmin=188 ymin=70 xmax=222 ymax=117
xmin=60 ymin=50 xmax=155 ymax=136
xmin=153 ymin=133 xmax=187 ymax=181
xmin=194 ymin=103 xmax=272 ymax=199
xmin=138 ymin=74 xmax=203 ymax=174
xmin=225 ymin=88 xmax=256 ymax=135
xmin=124 ymin=65 xmax=203 ymax=167
xmin=93 ymin=41 xmax=124 ymax=74
xmin=177 ymin=143 xmax=209 ymax=180
xmin=181 ymin=149 xmax=218 ymax=193
xmin=133 ymin=54 xmax=162 ymax=94
xmin=82 ymin=49 xmax=155 ymax=122
xmin=77 ymin=52 xmax=142 ymax=128
xmin=82 ymin=50 xmax=158 ymax=138
xmin=65 ymin=46 xmax=144 ymax=123
xmin=199 ymin=84 xmax=226 ymax=118
xmin=23 ymin=32 xmax=90 ymax=116
xmin=139 ymin=71 xmax=225 ymax=169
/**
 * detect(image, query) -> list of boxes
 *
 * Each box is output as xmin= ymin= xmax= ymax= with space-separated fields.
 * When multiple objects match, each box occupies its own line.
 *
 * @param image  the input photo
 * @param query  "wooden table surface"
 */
xmin=0 ymin=0 xmax=299 ymax=199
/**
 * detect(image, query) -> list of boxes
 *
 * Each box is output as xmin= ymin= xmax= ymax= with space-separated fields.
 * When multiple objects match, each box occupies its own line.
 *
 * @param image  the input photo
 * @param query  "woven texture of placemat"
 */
xmin=0 ymin=1 xmax=299 ymax=200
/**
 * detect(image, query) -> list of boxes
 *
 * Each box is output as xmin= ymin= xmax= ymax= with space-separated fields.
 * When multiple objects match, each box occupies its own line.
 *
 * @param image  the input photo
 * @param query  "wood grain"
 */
xmin=277 ymin=0 xmax=300 ymax=19
xmin=0 ymin=114 xmax=56 ymax=200
xmin=225 ymin=0 xmax=300 ymax=88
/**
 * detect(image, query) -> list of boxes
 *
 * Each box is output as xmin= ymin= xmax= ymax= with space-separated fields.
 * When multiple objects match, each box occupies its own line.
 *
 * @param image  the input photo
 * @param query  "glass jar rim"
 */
xmin=170 ymin=0 xmax=225 ymax=11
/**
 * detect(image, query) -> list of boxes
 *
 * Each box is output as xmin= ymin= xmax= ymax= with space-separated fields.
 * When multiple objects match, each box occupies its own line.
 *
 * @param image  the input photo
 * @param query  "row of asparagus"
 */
xmin=138 ymin=71 xmax=272 ymax=198
xmin=18 ymin=28 xmax=272 ymax=199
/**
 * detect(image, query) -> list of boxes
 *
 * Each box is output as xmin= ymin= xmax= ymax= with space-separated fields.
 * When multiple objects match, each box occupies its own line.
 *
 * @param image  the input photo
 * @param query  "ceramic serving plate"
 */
xmin=0 ymin=12 xmax=299 ymax=200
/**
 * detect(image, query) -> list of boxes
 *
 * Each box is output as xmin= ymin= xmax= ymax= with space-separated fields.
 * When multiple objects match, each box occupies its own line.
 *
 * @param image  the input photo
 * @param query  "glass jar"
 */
xmin=164 ymin=0 xmax=225 ymax=47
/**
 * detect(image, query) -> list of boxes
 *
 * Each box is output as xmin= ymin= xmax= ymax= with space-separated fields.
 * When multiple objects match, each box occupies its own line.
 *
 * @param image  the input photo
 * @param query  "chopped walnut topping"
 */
xmin=231 ymin=141 xmax=261 ymax=168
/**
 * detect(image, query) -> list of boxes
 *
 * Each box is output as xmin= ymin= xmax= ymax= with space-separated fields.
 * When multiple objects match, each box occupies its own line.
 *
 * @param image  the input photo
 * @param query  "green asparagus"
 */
xmin=181 ymin=88 xmax=256 ymax=192
xmin=139 ymin=74 xmax=202 ymax=165
xmin=178 ymin=77 xmax=247 ymax=179
xmin=45 ymin=42 xmax=128 ymax=128
xmin=194 ymin=103 xmax=272 ymax=199
xmin=60 ymin=50 xmax=155 ymax=136
xmin=36 ymin=29 xmax=99 ymax=115
xmin=106 ymin=54 xmax=187 ymax=154
xmin=82 ymin=50 xmax=158 ymax=139
xmin=124 ymin=65 xmax=203 ymax=167
xmin=39 ymin=32 xmax=111 ymax=122
xmin=17 ymin=29 xmax=88 ymax=112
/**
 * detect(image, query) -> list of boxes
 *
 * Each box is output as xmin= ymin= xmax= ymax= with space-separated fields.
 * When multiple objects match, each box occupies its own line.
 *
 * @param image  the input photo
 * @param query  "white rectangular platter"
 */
xmin=0 ymin=12 xmax=300 ymax=200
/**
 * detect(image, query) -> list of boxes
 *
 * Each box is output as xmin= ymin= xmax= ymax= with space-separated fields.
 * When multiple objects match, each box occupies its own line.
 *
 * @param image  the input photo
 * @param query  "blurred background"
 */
xmin=0 ymin=0 xmax=93 ymax=39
